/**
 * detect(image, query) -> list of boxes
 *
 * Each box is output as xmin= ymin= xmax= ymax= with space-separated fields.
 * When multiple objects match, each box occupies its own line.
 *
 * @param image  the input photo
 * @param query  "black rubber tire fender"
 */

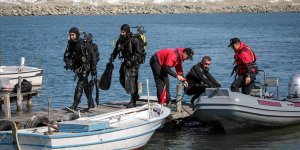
xmin=25 ymin=115 xmax=49 ymax=129
xmin=0 ymin=120 xmax=14 ymax=131
xmin=62 ymin=113 xmax=79 ymax=121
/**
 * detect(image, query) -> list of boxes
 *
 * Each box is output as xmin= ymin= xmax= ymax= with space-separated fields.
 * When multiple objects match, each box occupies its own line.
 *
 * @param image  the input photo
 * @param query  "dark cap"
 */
xmin=121 ymin=24 xmax=130 ymax=34
xmin=69 ymin=27 xmax=80 ymax=37
xmin=228 ymin=38 xmax=241 ymax=47
xmin=183 ymin=48 xmax=194 ymax=61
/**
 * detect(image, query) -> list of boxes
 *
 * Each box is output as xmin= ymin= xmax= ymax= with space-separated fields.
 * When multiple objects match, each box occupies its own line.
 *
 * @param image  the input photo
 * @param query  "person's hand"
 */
xmin=109 ymin=57 xmax=114 ymax=63
xmin=91 ymin=70 xmax=97 ymax=77
xmin=64 ymin=61 xmax=73 ymax=70
xmin=183 ymin=81 xmax=188 ymax=87
xmin=245 ymin=76 xmax=251 ymax=85
xmin=92 ymin=75 xmax=97 ymax=80
xmin=177 ymin=75 xmax=184 ymax=81
xmin=126 ymin=61 xmax=132 ymax=67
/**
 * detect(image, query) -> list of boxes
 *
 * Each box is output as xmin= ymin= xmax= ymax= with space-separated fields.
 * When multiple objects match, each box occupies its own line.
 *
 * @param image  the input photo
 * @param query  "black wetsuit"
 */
xmin=64 ymin=39 xmax=99 ymax=110
xmin=185 ymin=63 xmax=221 ymax=104
xmin=110 ymin=33 xmax=144 ymax=107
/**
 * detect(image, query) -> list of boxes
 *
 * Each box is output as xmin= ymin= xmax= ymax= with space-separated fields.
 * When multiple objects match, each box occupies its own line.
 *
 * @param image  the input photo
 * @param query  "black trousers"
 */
xmin=185 ymin=84 xmax=206 ymax=105
xmin=119 ymin=62 xmax=140 ymax=105
xmin=231 ymin=75 xmax=256 ymax=95
xmin=150 ymin=55 xmax=171 ymax=104
xmin=72 ymin=70 xmax=94 ymax=109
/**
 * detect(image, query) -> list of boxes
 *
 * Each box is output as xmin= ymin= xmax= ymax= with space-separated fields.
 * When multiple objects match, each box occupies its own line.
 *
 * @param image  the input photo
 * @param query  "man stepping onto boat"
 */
xmin=228 ymin=38 xmax=258 ymax=95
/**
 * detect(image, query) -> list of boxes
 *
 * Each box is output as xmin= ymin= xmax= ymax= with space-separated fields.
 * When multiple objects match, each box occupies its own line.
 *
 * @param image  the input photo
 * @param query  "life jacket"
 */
xmin=232 ymin=42 xmax=258 ymax=76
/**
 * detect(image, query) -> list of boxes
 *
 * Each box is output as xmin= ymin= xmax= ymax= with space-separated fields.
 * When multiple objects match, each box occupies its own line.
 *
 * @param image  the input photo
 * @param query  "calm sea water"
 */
xmin=0 ymin=13 xmax=300 ymax=149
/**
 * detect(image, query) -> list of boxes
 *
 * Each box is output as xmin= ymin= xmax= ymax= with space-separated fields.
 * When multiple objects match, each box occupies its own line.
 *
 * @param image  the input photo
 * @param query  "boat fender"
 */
xmin=0 ymin=120 xmax=13 ymax=131
xmin=62 ymin=113 xmax=79 ymax=121
xmin=0 ymin=120 xmax=22 ymax=131
xmin=25 ymin=115 xmax=49 ymax=128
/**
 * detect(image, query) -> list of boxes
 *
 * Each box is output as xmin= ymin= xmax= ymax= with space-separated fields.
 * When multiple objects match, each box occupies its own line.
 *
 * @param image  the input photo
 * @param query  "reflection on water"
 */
xmin=145 ymin=120 xmax=300 ymax=149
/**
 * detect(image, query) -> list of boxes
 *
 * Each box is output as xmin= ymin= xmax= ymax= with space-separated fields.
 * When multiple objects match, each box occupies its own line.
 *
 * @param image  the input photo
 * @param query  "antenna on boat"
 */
xmin=146 ymin=79 xmax=151 ymax=119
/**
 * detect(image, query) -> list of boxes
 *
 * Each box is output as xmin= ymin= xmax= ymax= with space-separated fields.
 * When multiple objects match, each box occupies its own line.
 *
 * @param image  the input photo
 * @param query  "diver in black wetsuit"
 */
xmin=64 ymin=27 xmax=99 ymax=111
xmin=109 ymin=24 xmax=145 ymax=107
xmin=185 ymin=56 xmax=221 ymax=105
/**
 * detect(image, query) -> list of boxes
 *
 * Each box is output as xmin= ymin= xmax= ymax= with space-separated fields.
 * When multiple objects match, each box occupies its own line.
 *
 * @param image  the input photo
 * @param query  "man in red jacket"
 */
xmin=150 ymin=48 xmax=194 ymax=104
xmin=228 ymin=38 xmax=258 ymax=95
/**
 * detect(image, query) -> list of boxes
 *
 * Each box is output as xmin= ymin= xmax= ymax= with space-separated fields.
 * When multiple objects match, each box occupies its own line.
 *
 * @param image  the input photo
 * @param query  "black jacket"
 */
xmin=186 ymin=63 xmax=221 ymax=89
xmin=111 ymin=33 xmax=144 ymax=64
xmin=64 ymin=39 xmax=99 ymax=75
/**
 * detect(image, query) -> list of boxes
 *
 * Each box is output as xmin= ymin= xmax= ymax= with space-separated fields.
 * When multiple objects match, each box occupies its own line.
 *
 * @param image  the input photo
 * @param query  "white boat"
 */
xmin=0 ymin=103 xmax=170 ymax=150
xmin=0 ymin=65 xmax=43 ymax=87
xmin=194 ymin=72 xmax=300 ymax=131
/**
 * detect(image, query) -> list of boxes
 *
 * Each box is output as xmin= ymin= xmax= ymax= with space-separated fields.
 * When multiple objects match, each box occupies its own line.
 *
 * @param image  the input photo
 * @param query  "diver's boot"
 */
xmin=125 ymin=101 xmax=132 ymax=108
xmin=70 ymin=85 xmax=84 ymax=110
xmin=132 ymin=100 xmax=137 ymax=107
xmin=84 ymin=85 xmax=95 ymax=111
xmin=131 ymin=94 xmax=139 ymax=107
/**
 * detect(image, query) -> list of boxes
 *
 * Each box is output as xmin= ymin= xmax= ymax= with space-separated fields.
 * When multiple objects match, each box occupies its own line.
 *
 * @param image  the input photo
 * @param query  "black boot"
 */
xmin=130 ymin=94 xmax=139 ymax=107
xmin=70 ymin=84 xmax=84 ymax=110
xmin=84 ymin=85 xmax=95 ymax=110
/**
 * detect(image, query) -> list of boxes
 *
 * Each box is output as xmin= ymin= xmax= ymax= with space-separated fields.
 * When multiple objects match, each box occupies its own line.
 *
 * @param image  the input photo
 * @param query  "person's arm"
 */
xmin=110 ymin=38 xmax=121 ymax=62
xmin=164 ymin=66 xmax=177 ymax=78
xmin=89 ymin=43 xmax=99 ymax=77
xmin=206 ymin=71 xmax=221 ymax=87
xmin=175 ymin=63 xmax=183 ymax=76
xmin=193 ymin=66 xmax=217 ymax=88
xmin=63 ymin=43 xmax=74 ymax=70
xmin=239 ymin=50 xmax=257 ymax=84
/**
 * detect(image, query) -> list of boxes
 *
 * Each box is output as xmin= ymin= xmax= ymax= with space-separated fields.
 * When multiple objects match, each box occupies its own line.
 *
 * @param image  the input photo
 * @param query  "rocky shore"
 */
xmin=1 ymin=4 xmax=300 ymax=16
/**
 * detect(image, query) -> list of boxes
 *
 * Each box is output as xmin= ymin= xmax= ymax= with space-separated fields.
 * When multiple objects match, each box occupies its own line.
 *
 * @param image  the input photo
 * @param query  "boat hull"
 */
xmin=0 ymin=104 xmax=170 ymax=149
xmin=0 ymin=66 xmax=43 ymax=87
xmin=194 ymin=88 xmax=300 ymax=130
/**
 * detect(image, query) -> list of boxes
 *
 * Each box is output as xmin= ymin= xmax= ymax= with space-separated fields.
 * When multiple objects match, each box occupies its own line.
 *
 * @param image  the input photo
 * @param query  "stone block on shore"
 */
xmin=0 ymin=3 xmax=300 ymax=16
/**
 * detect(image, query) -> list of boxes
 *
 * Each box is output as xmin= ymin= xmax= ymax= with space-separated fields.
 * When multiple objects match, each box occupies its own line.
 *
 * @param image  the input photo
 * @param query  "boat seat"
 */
xmin=264 ymin=77 xmax=279 ymax=87
xmin=263 ymin=77 xmax=279 ymax=99
xmin=250 ymin=89 xmax=263 ymax=98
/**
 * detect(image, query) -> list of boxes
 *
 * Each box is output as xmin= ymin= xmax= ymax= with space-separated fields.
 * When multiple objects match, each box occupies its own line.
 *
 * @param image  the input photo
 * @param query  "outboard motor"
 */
xmin=288 ymin=73 xmax=300 ymax=99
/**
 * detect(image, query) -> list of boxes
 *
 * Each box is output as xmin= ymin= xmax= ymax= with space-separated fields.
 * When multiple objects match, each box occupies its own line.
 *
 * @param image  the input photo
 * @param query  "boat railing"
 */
xmin=254 ymin=70 xmax=279 ymax=99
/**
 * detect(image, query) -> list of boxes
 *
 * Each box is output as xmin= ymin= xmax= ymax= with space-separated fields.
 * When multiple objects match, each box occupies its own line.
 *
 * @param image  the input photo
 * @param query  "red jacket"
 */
xmin=234 ymin=42 xmax=257 ymax=75
xmin=156 ymin=48 xmax=184 ymax=76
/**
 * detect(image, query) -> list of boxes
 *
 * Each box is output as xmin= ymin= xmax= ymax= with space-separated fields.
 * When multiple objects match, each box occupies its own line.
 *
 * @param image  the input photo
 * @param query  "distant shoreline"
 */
xmin=1 ymin=3 xmax=300 ymax=16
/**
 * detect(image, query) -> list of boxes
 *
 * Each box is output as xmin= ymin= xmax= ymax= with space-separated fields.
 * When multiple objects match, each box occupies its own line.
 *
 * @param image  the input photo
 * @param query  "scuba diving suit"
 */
xmin=231 ymin=42 xmax=258 ymax=95
xmin=64 ymin=38 xmax=99 ymax=110
xmin=110 ymin=32 xmax=144 ymax=107
xmin=185 ymin=63 xmax=221 ymax=105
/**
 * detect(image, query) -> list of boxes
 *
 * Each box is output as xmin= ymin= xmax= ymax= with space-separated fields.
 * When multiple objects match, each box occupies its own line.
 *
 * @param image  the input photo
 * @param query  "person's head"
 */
xmin=69 ymin=27 xmax=80 ymax=42
xmin=228 ymin=37 xmax=241 ymax=51
xmin=182 ymin=48 xmax=194 ymax=61
xmin=120 ymin=24 xmax=131 ymax=38
xmin=200 ymin=56 xmax=212 ymax=70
